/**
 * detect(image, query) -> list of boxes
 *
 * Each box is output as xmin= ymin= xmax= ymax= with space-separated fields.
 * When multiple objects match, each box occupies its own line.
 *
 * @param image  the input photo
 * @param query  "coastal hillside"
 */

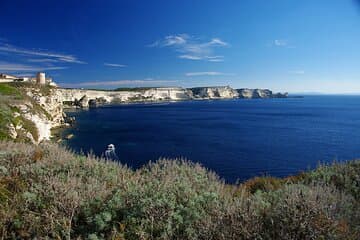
xmin=0 ymin=141 xmax=359 ymax=239
xmin=0 ymin=82 xmax=64 ymax=144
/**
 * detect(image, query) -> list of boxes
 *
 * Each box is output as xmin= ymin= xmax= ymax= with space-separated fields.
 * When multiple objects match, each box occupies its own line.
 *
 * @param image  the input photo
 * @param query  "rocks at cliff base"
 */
xmin=272 ymin=92 xmax=288 ymax=98
xmin=77 ymin=95 xmax=89 ymax=108
xmin=88 ymin=99 xmax=97 ymax=107
xmin=64 ymin=115 xmax=75 ymax=125
xmin=64 ymin=95 xmax=108 ymax=108
xmin=89 ymin=97 xmax=107 ymax=107
xmin=189 ymin=87 xmax=287 ymax=99
xmin=65 ymin=133 xmax=74 ymax=140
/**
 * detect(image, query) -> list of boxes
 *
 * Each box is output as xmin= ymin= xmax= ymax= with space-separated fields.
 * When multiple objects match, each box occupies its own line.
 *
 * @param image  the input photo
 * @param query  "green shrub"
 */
xmin=0 ymin=83 xmax=22 ymax=98
xmin=256 ymin=183 xmax=356 ymax=239
xmin=0 ymin=106 xmax=12 ymax=140
xmin=303 ymin=161 xmax=360 ymax=201
xmin=241 ymin=176 xmax=284 ymax=194
xmin=0 ymin=141 xmax=359 ymax=239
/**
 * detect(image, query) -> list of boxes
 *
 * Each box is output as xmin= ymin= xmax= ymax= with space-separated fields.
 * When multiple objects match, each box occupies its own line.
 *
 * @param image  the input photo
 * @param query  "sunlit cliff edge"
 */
xmin=59 ymin=86 xmax=287 ymax=108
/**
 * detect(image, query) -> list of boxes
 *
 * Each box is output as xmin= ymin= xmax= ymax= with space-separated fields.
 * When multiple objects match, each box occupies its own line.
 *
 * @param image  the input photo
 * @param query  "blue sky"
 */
xmin=0 ymin=0 xmax=359 ymax=93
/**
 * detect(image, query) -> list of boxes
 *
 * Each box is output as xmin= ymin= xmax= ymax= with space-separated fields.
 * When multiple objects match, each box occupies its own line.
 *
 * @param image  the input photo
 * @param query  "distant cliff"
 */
xmin=190 ymin=86 xmax=239 ymax=99
xmin=58 ymin=87 xmax=193 ymax=107
xmin=59 ymin=86 xmax=287 ymax=108
xmin=237 ymin=88 xmax=288 ymax=99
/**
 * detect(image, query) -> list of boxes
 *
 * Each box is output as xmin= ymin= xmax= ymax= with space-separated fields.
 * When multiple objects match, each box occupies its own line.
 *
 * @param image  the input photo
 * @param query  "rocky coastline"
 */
xmin=1 ymin=83 xmax=288 ymax=144
xmin=59 ymin=86 xmax=288 ymax=108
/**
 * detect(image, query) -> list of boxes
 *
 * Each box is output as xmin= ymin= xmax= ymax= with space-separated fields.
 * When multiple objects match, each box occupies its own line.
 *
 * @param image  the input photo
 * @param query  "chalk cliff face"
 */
xmin=58 ymin=87 xmax=193 ymax=107
xmin=26 ymin=88 xmax=65 ymax=126
xmin=237 ymin=88 xmax=288 ymax=99
xmin=58 ymin=86 xmax=287 ymax=108
xmin=5 ymin=87 xmax=65 ymax=144
xmin=190 ymin=86 xmax=239 ymax=99
xmin=5 ymin=85 xmax=287 ymax=144
xmin=24 ymin=88 xmax=65 ymax=143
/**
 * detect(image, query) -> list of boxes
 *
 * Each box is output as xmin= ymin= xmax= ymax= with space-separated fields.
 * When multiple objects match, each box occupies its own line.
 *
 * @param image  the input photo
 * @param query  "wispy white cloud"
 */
xmin=206 ymin=56 xmax=225 ymax=62
xmin=149 ymin=34 xmax=189 ymax=47
xmin=209 ymin=38 xmax=228 ymax=46
xmin=178 ymin=55 xmax=203 ymax=60
xmin=104 ymin=63 xmax=127 ymax=67
xmin=272 ymin=39 xmax=295 ymax=48
xmin=179 ymin=55 xmax=224 ymax=62
xmin=150 ymin=34 xmax=228 ymax=62
xmin=15 ymin=73 xmax=35 ymax=77
xmin=289 ymin=70 xmax=305 ymax=75
xmin=60 ymin=79 xmax=178 ymax=88
xmin=185 ymin=71 xmax=229 ymax=77
xmin=274 ymin=39 xmax=288 ymax=47
xmin=27 ymin=58 xmax=60 ymax=63
xmin=0 ymin=62 xmax=67 ymax=72
xmin=163 ymin=34 xmax=188 ymax=46
xmin=208 ymin=59 xmax=224 ymax=62
xmin=0 ymin=43 xmax=86 ymax=64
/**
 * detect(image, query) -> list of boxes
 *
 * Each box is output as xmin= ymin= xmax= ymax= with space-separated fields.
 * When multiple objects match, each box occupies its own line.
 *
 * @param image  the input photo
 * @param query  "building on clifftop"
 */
xmin=0 ymin=72 xmax=57 ymax=86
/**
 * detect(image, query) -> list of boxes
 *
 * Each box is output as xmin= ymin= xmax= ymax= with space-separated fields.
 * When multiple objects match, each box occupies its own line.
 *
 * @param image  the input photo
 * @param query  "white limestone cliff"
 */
xmin=7 ymin=87 xmax=65 ymax=144
xmin=237 ymin=88 xmax=287 ymax=99
xmin=58 ymin=87 xmax=193 ymax=105
xmin=5 ymin=85 xmax=287 ymax=144
xmin=58 ymin=86 xmax=287 ymax=108
xmin=190 ymin=86 xmax=239 ymax=99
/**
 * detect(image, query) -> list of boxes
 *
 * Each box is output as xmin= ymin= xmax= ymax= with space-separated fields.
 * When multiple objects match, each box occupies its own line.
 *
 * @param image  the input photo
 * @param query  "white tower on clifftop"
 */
xmin=36 ymin=72 xmax=46 ymax=85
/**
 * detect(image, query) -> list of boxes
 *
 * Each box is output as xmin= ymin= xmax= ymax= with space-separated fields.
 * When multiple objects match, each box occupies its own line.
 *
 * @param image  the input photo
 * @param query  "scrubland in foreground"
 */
xmin=0 ymin=141 xmax=359 ymax=239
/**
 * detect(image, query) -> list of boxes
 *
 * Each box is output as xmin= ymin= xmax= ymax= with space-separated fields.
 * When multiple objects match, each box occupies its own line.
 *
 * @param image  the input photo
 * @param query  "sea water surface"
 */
xmin=62 ymin=96 xmax=360 ymax=183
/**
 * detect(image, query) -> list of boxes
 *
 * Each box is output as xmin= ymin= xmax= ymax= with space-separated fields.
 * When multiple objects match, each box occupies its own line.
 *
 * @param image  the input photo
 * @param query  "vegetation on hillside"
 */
xmin=6 ymin=82 xmax=54 ymax=96
xmin=0 ymin=141 xmax=359 ymax=239
xmin=0 ymin=83 xmax=30 ymax=141
xmin=0 ymin=83 xmax=54 ymax=142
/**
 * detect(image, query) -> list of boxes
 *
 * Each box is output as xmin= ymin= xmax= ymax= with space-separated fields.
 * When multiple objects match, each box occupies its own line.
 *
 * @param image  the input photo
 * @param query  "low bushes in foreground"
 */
xmin=0 ymin=141 xmax=359 ymax=239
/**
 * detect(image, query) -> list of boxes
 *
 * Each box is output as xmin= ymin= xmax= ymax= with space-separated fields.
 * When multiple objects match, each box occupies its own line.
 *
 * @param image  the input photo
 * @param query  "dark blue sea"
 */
xmin=62 ymin=96 xmax=360 ymax=183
